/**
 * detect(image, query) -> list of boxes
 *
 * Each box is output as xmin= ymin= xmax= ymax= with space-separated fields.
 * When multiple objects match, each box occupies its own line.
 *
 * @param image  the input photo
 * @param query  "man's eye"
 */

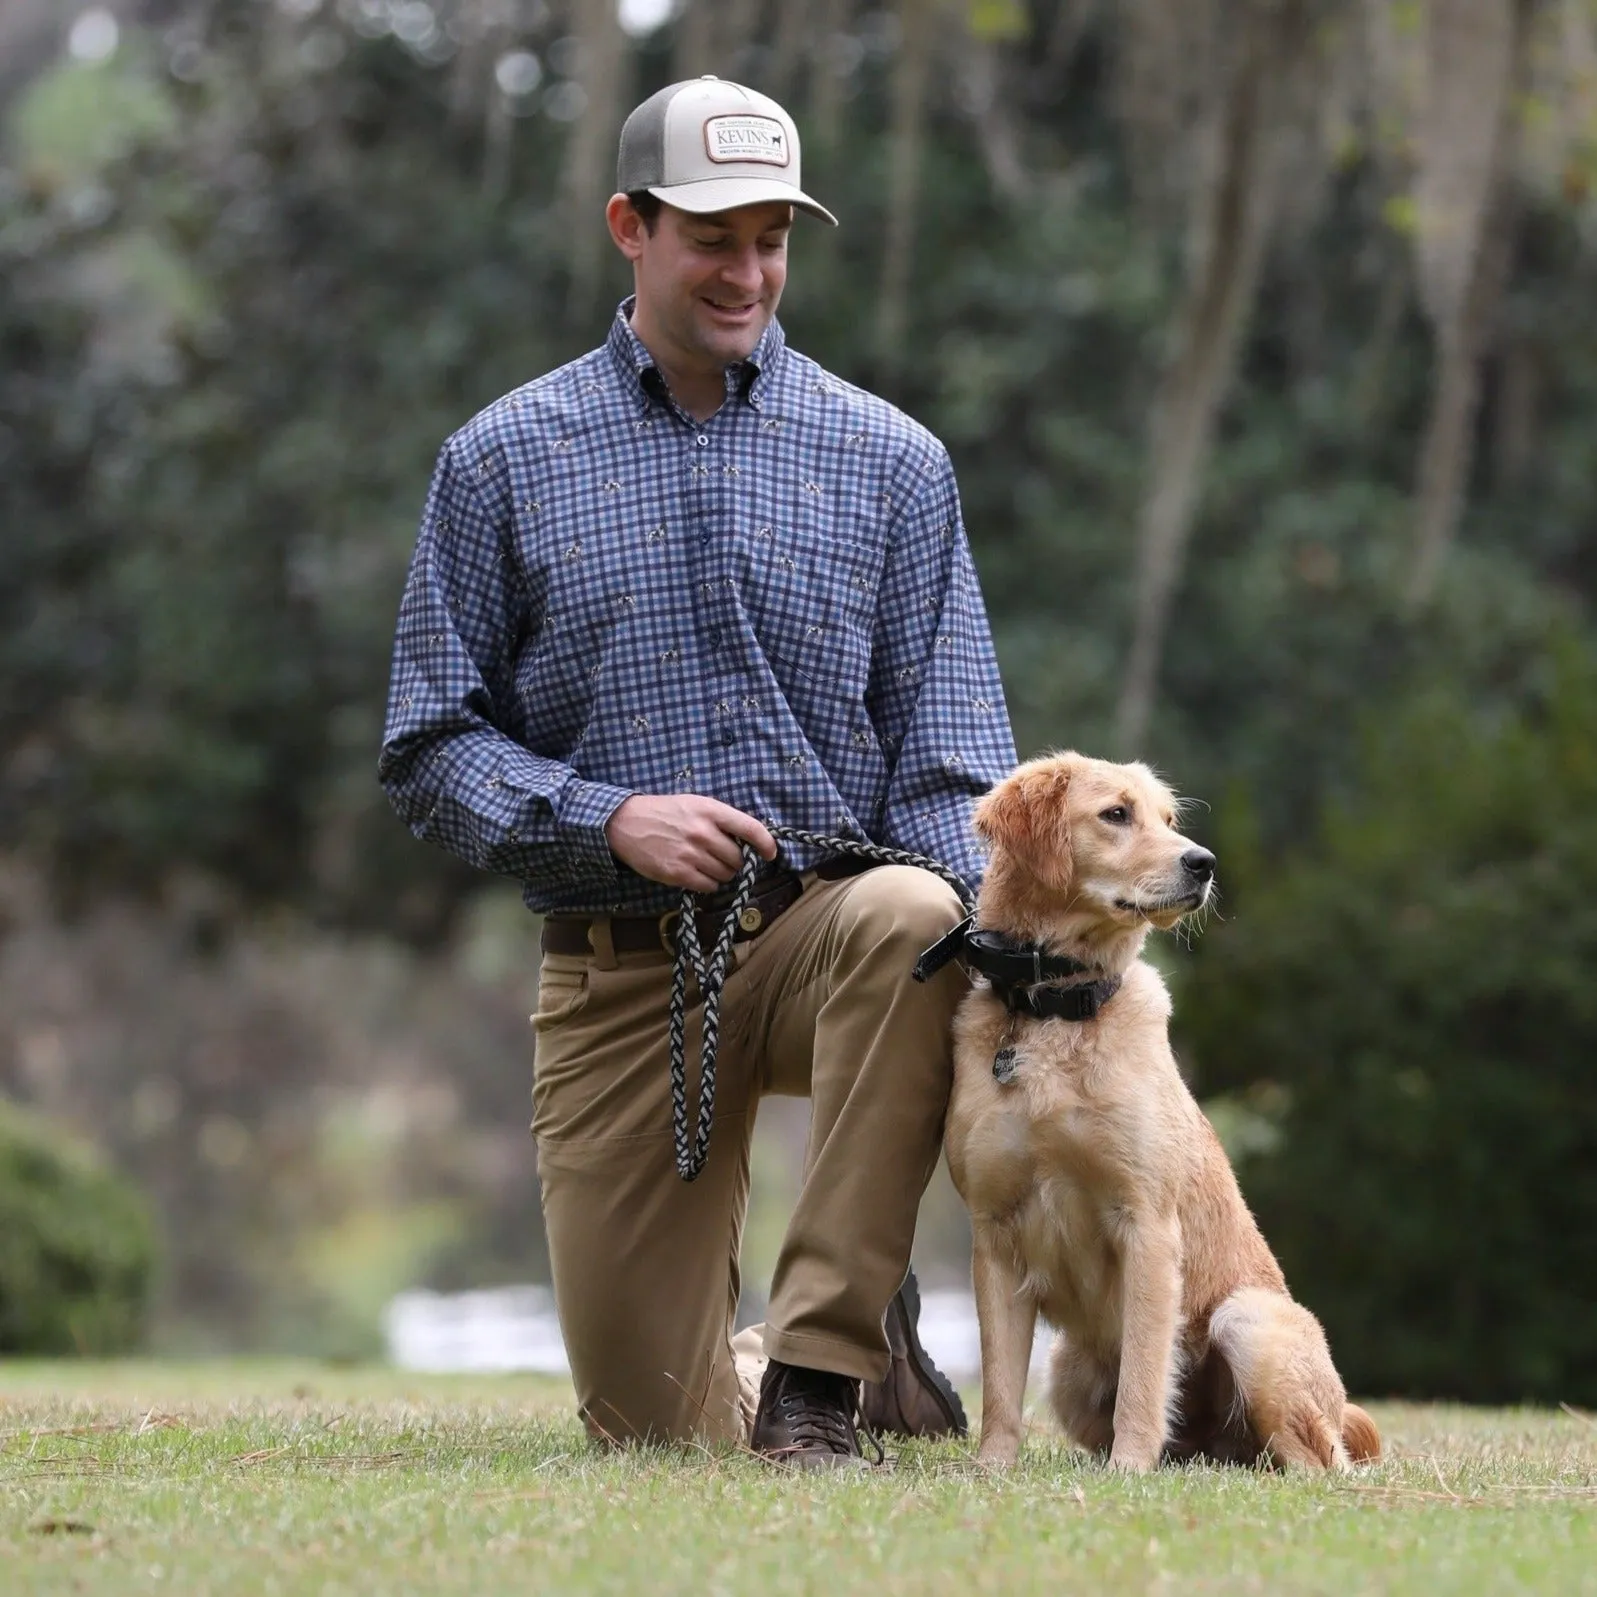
xmin=1100 ymin=806 xmax=1131 ymax=826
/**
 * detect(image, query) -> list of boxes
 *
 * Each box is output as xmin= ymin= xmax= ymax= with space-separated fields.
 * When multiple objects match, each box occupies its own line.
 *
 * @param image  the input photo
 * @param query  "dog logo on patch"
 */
xmin=703 ymin=114 xmax=790 ymax=167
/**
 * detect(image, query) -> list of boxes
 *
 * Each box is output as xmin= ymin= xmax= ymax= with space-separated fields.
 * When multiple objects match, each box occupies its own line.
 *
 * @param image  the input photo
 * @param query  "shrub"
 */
xmin=0 ymin=1099 xmax=156 ymax=1355
xmin=1178 ymin=644 xmax=1597 ymax=1404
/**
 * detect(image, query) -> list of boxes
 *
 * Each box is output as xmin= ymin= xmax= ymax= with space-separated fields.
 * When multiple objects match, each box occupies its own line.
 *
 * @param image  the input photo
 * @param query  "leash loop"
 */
xmin=668 ymin=827 xmax=974 ymax=1182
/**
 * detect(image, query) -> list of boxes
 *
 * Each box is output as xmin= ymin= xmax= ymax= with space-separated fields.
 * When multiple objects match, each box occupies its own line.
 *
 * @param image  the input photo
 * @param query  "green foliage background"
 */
xmin=1 ymin=2 xmax=1594 ymax=1394
xmin=0 ymin=1099 xmax=155 ymax=1355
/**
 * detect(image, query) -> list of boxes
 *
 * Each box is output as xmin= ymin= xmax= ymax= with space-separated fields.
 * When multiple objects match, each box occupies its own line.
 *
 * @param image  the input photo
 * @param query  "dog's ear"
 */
xmin=973 ymin=761 xmax=1075 ymax=893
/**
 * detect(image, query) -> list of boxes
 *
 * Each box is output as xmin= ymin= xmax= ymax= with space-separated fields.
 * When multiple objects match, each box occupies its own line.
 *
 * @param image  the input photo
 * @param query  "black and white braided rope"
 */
xmin=668 ymin=826 xmax=975 ymax=1182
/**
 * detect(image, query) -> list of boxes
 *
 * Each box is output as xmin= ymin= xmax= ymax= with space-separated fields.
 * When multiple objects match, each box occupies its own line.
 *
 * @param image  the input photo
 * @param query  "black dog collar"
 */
xmin=996 ymin=973 xmax=1123 ymax=1020
xmin=912 ymin=917 xmax=1122 ymax=1019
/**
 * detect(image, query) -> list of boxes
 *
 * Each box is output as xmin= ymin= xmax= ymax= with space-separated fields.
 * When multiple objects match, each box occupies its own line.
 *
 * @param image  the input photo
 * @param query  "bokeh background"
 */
xmin=2 ymin=0 xmax=1595 ymax=1403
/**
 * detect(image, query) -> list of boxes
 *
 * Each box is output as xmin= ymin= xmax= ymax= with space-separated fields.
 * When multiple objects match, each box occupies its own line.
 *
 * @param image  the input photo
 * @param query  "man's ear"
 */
xmin=973 ymin=761 xmax=1075 ymax=894
xmin=606 ymin=192 xmax=648 ymax=262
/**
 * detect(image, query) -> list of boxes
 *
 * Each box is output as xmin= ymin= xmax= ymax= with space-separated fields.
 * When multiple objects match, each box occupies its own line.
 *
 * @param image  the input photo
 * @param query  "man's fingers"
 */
xmin=676 ymin=866 xmax=726 ymax=894
xmin=707 ymin=801 xmax=779 ymax=861
xmin=693 ymin=824 xmax=746 ymax=881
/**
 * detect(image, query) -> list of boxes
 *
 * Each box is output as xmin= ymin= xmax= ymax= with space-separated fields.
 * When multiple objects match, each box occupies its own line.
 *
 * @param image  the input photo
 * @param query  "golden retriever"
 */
xmin=944 ymin=752 xmax=1380 ymax=1471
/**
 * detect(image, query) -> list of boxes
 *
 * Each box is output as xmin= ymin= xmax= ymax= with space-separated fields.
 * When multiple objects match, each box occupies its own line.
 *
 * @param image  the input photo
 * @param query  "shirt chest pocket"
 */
xmin=740 ymin=523 xmax=879 ymax=701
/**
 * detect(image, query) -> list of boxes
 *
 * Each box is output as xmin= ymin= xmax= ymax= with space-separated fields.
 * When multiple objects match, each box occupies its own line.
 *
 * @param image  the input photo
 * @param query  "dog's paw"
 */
xmin=975 ymin=1443 xmax=1021 ymax=1470
xmin=1107 ymin=1447 xmax=1156 ymax=1474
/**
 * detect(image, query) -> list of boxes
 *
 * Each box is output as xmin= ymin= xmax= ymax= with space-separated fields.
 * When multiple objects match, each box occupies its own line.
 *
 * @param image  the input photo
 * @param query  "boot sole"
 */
xmin=896 ymin=1271 xmax=969 ymax=1438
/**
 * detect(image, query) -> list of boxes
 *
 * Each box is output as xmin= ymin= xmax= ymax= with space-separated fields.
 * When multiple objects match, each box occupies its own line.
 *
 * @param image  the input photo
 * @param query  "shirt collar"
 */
xmin=605 ymin=297 xmax=786 ymax=414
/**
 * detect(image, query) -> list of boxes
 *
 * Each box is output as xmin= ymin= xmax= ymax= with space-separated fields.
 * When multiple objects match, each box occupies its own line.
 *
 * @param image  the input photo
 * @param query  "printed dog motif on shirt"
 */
xmin=703 ymin=115 xmax=790 ymax=167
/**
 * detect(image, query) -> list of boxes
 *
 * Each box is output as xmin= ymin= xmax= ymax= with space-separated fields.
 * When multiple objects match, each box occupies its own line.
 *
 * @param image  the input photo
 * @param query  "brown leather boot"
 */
xmin=859 ymin=1268 xmax=969 ymax=1439
xmin=749 ymin=1359 xmax=875 ymax=1470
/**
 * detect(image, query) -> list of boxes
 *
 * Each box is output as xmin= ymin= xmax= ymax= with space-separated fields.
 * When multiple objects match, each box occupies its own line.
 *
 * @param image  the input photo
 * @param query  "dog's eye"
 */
xmin=1100 ymin=806 xmax=1131 ymax=826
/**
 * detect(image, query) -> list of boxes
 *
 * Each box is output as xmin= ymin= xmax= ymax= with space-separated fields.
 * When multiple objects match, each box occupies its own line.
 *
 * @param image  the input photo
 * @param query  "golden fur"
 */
xmin=944 ymin=752 xmax=1379 ymax=1471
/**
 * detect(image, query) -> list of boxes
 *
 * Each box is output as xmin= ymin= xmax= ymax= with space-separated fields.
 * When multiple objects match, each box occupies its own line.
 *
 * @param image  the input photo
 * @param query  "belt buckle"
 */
xmin=658 ymin=908 xmax=681 ymax=954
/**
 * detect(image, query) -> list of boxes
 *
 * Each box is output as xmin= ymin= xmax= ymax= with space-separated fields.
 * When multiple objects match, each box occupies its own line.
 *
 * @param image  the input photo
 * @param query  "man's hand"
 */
xmin=604 ymin=795 xmax=779 ymax=892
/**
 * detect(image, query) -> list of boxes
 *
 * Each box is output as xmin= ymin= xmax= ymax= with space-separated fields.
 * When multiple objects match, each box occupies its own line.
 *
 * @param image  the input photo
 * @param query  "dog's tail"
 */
xmin=1340 ymin=1402 xmax=1381 ymax=1464
xmin=1212 ymin=1287 xmax=1376 ymax=1471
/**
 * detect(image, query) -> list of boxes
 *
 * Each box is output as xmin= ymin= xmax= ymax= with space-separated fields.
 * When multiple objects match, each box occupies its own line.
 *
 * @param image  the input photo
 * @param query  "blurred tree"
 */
xmin=1113 ymin=0 xmax=1331 ymax=753
xmin=0 ymin=1098 xmax=156 ymax=1356
xmin=4 ymin=0 xmax=1597 ymax=914
xmin=1404 ymin=0 xmax=1537 ymax=604
xmin=2 ymin=0 xmax=1597 ymax=1368
xmin=1178 ymin=640 xmax=1597 ymax=1403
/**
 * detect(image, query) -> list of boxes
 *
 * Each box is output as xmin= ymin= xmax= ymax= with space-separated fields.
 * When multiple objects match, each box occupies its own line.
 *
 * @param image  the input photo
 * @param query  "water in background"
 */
xmin=384 ymin=1284 xmax=1052 ymax=1381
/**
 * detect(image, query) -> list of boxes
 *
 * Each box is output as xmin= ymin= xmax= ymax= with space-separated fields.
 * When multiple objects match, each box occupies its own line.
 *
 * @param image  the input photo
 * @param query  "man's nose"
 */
xmin=1180 ymin=847 xmax=1216 ymax=883
xmin=721 ymin=247 xmax=763 ymax=291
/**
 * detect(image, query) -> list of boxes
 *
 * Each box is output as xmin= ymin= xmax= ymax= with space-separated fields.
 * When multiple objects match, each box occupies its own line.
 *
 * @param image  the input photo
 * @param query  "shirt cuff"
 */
xmin=552 ymin=778 xmax=635 ymax=879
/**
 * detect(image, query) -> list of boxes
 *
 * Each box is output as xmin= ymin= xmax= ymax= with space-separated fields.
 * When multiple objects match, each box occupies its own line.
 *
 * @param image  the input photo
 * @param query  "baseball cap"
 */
xmin=617 ymin=76 xmax=839 ymax=226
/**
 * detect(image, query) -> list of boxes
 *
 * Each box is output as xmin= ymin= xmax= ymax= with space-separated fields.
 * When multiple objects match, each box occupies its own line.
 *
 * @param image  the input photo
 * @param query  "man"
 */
xmin=379 ymin=76 xmax=1018 ymax=1467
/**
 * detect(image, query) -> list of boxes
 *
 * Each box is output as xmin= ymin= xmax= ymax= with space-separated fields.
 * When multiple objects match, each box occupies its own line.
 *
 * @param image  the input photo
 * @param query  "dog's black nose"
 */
xmin=1181 ymin=848 xmax=1216 ymax=883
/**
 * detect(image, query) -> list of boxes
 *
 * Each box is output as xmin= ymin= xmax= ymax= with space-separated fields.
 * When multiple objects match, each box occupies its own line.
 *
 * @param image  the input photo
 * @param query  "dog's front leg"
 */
xmin=971 ymin=1224 xmax=1038 ymax=1467
xmin=1109 ymin=1215 xmax=1182 ymax=1472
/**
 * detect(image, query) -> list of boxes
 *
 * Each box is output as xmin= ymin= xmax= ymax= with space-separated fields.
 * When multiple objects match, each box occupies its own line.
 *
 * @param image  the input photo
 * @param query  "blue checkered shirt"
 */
xmin=378 ymin=301 xmax=1018 ymax=916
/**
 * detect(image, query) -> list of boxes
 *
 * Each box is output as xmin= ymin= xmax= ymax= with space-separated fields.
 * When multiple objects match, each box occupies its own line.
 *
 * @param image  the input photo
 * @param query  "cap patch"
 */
xmin=703 ymin=114 xmax=790 ymax=167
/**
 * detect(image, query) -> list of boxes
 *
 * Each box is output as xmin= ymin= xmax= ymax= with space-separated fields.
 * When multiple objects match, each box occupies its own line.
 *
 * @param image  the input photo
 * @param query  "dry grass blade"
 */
xmin=2 ymin=1421 xmax=124 ymax=1442
xmin=229 ymin=1445 xmax=297 ymax=1466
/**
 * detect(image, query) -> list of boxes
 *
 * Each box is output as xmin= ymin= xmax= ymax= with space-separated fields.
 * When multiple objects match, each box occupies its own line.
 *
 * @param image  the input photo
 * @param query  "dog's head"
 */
xmin=973 ymin=751 xmax=1215 ymax=937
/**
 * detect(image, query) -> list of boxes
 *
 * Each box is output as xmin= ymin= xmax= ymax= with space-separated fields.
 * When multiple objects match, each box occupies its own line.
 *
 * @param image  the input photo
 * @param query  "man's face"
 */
xmin=623 ymin=199 xmax=792 ymax=373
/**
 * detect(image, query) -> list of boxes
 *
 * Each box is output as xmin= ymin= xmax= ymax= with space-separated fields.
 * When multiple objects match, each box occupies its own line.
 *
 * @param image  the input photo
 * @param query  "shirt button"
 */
xmin=721 ymin=730 xmax=736 ymax=746
xmin=696 ymin=434 xmax=710 ymax=447
xmin=708 ymin=627 xmax=722 ymax=647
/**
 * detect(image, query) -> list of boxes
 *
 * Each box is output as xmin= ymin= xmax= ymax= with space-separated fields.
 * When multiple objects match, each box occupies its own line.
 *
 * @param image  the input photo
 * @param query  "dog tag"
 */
xmin=992 ymin=1045 xmax=1019 ymax=1085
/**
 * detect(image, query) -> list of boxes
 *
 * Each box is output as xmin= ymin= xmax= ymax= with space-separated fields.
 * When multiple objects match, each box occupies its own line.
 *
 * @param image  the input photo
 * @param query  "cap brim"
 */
xmin=647 ymin=177 xmax=838 ymax=227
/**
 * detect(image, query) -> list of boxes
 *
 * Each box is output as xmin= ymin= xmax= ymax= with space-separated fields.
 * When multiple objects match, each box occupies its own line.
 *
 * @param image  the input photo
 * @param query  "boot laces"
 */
xmin=772 ymin=1365 xmax=884 ymax=1464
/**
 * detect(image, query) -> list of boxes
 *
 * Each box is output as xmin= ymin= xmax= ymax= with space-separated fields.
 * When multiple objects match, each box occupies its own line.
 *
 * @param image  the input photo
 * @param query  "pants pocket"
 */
xmin=531 ymin=957 xmax=591 ymax=1033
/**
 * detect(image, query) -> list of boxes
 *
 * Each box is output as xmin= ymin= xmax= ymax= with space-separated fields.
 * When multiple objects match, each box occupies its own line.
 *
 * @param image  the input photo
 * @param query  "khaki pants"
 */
xmin=529 ymin=864 xmax=969 ymax=1446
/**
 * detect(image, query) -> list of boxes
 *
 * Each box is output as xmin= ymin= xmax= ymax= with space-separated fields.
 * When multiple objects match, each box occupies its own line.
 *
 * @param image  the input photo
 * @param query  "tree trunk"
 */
xmin=563 ymin=0 xmax=633 ymax=317
xmin=1405 ymin=0 xmax=1535 ymax=605
xmin=674 ymin=0 xmax=765 ymax=80
xmin=876 ymin=0 xmax=938 ymax=370
xmin=723 ymin=0 xmax=767 ymax=67
xmin=956 ymin=36 xmax=1028 ymax=202
xmin=1406 ymin=190 xmax=1520 ymax=603
xmin=1047 ymin=0 xmax=1101 ymax=71
xmin=1114 ymin=4 xmax=1301 ymax=755
xmin=672 ymin=0 xmax=719 ymax=80
xmin=1491 ymin=333 xmax=1541 ymax=488
xmin=771 ymin=0 xmax=815 ymax=100
xmin=809 ymin=0 xmax=857 ymax=153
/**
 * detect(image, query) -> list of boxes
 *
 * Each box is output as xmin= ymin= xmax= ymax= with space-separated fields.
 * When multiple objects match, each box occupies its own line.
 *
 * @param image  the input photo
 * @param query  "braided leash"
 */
xmin=669 ymin=825 xmax=976 ymax=1182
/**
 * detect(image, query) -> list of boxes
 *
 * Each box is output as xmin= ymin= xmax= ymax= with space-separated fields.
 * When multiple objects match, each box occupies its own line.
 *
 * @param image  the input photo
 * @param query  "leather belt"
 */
xmin=540 ymin=854 xmax=875 ymax=959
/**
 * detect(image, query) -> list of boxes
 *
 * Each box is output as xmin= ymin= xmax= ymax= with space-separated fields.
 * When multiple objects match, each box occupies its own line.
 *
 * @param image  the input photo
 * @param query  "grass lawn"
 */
xmin=3 ymin=1362 xmax=1594 ymax=1594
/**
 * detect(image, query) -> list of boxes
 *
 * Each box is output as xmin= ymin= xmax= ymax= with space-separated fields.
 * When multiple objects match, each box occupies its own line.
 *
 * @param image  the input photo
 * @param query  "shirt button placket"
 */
xmin=697 ymin=433 xmax=712 ymax=546
xmin=695 ymin=424 xmax=737 ymax=755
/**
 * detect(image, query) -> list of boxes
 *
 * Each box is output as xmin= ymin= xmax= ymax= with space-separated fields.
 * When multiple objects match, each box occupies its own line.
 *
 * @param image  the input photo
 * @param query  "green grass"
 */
xmin=3 ymin=1363 xmax=1594 ymax=1594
